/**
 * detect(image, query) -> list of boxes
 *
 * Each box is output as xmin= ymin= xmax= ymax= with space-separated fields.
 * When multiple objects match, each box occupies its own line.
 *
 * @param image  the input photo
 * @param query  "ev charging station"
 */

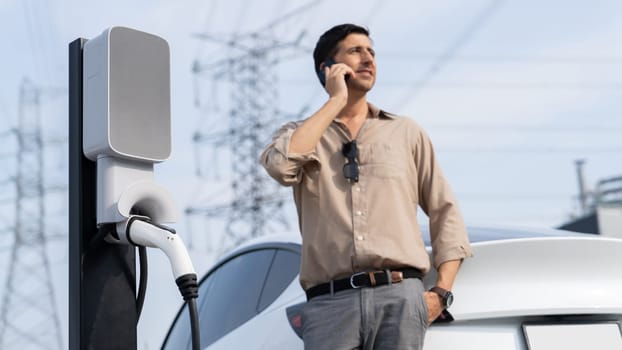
xmin=69 ymin=27 xmax=199 ymax=350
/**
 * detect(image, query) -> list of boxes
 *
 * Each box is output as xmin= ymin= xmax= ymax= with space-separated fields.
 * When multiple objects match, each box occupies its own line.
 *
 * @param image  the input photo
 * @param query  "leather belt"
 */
xmin=305 ymin=268 xmax=424 ymax=301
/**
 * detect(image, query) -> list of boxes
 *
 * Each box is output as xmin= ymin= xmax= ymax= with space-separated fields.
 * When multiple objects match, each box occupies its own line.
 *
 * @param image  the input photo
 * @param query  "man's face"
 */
xmin=333 ymin=33 xmax=376 ymax=92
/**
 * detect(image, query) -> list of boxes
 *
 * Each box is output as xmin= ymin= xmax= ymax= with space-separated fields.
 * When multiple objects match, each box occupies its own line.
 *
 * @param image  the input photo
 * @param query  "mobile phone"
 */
xmin=318 ymin=58 xmax=349 ymax=86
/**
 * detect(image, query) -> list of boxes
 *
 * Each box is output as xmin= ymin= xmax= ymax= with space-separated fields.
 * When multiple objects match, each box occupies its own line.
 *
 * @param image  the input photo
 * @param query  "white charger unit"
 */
xmin=83 ymin=26 xmax=177 ymax=224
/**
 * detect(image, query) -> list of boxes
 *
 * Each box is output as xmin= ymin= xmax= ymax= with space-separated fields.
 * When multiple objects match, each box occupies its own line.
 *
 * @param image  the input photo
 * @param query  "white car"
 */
xmin=162 ymin=227 xmax=622 ymax=350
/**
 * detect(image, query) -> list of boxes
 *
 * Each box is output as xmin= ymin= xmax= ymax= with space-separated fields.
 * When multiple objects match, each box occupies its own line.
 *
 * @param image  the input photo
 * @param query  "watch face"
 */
xmin=445 ymin=291 xmax=454 ymax=308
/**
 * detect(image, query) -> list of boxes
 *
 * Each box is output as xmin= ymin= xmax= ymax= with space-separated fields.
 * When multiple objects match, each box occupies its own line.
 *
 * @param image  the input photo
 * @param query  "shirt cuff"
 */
xmin=433 ymin=244 xmax=474 ymax=269
xmin=274 ymin=124 xmax=319 ymax=163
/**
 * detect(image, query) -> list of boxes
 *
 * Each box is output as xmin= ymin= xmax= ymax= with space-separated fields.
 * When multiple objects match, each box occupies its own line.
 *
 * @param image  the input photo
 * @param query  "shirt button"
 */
xmin=357 ymin=235 xmax=364 ymax=241
xmin=355 ymin=187 xmax=361 ymax=192
xmin=356 ymin=211 xmax=363 ymax=216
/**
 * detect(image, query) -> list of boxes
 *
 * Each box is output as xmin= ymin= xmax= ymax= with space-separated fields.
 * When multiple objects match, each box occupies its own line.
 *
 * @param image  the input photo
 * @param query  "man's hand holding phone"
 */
xmin=319 ymin=58 xmax=353 ymax=99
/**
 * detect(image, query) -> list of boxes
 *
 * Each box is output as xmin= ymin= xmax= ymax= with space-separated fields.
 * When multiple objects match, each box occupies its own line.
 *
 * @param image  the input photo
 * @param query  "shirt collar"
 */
xmin=368 ymin=102 xmax=397 ymax=120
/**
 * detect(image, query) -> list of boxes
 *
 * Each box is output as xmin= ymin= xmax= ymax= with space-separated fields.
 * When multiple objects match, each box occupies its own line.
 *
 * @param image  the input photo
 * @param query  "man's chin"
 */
xmin=349 ymin=79 xmax=375 ymax=93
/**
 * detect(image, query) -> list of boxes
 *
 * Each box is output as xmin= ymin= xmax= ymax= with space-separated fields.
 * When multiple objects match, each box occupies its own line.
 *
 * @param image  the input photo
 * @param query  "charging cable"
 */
xmin=112 ymin=216 xmax=201 ymax=350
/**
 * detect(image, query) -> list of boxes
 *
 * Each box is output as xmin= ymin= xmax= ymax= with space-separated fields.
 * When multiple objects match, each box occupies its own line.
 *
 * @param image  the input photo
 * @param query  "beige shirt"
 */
xmin=260 ymin=103 xmax=472 ymax=290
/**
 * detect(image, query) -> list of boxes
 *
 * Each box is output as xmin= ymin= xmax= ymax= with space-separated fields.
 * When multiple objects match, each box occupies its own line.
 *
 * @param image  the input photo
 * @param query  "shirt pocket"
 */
xmin=358 ymin=143 xmax=408 ymax=179
xmin=301 ymin=161 xmax=321 ymax=196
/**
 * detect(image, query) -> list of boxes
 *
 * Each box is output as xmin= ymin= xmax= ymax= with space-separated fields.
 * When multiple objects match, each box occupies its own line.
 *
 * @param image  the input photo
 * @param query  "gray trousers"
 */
xmin=301 ymin=278 xmax=429 ymax=350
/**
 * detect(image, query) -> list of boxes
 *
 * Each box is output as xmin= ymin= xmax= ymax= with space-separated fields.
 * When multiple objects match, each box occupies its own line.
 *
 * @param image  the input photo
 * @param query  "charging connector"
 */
xmin=111 ymin=216 xmax=200 ymax=350
xmin=115 ymin=216 xmax=195 ymax=279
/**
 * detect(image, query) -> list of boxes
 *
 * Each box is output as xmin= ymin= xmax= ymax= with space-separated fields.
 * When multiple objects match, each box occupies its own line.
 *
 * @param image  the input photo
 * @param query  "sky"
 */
xmin=0 ymin=0 xmax=621 ymax=349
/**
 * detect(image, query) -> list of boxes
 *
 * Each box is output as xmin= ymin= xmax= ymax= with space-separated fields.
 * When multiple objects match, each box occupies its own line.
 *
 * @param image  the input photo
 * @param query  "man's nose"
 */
xmin=361 ymin=50 xmax=374 ymax=65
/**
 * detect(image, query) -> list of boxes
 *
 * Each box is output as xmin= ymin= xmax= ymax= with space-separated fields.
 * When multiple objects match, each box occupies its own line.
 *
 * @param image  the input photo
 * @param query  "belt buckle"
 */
xmin=349 ymin=271 xmax=367 ymax=289
xmin=391 ymin=270 xmax=404 ymax=283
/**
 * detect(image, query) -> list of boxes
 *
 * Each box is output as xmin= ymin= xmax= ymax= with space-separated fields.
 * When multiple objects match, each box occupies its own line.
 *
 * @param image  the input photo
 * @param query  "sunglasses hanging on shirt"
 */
xmin=342 ymin=140 xmax=359 ymax=183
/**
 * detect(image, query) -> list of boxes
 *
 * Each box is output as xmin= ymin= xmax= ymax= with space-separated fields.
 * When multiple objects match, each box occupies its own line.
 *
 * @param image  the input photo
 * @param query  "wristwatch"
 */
xmin=429 ymin=286 xmax=454 ymax=309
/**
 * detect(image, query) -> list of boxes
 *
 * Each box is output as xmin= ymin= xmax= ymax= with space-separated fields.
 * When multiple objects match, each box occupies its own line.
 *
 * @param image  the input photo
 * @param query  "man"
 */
xmin=260 ymin=23 xmax=472 ymax=349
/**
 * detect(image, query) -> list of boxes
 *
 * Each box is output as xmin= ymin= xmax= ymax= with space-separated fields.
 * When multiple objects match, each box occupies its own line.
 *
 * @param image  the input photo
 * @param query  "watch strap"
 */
xmin=430 ymin=286 xmax=451 ymax=307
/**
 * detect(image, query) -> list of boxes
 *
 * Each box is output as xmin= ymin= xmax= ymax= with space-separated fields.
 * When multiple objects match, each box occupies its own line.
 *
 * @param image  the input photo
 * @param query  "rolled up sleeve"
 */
xmin=260 ymin=122 xmax=320 ymax=186
xmin=413 ymin=127 xmax=473 ymax=268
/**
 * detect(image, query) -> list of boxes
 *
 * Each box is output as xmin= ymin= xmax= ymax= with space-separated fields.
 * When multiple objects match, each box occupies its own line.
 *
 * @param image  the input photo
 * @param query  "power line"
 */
xmin=0 ymin=197 xmax=14 ymax=205
xmin=378 ymin=53 xmax=622 ymax=64
xmin=457 ymin=193 xmax=570 ymax=201
xmin=0 ymin=245 xmax=14 ymax=254
xmin=466 ymin=214 xmax=566 ymax=223
xmin=193 ymin=0 xmax=322 ymax=49
xmin=393 ymin=0 xmax=507 ymax=109
xmin=0 ymin=178 xmax=15 ymax=186
xmin=425 ymin=124 xmax=622 ymax=132
xmin=21 ymin=0 xmax=55 ymax=85
xmin=281 ymin=78 xmax=622 ymax=91
xmin=257 ymin=0 xmax=323 ymax=32
xmin=21 ymin=1 xmax=43 ymax=81
xmin=384 ymin=81 xmax=622 ymax=91
xmin=437 ymin=146 xmax=622 ymax=154
xmin=232 ymin=0 xmax=251 ymax=37
xmin=193 ymin=0 xmax=220 ymax=63
xmin=363 ymin=0 xmax=386 ymax=27
xmin=42 ymin=137 xmax=68 ymax=144
xmin=0 ymin=129 xmax=15 ymax=138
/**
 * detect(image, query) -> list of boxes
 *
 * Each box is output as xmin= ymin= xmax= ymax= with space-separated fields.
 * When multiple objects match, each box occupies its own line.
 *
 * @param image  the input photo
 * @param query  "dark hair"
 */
xmin=313 ymin=24 xmax=370 ymax=83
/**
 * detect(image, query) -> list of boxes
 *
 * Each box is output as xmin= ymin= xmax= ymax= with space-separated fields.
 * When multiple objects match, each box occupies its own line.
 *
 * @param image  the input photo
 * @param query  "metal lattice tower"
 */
xmin=0 ymin=79 xmax=63 ymax=350
xmin=187 ymin=6 xmax=317 ymax=253
xmin=188 ymin=33 xmax=303 ymax=253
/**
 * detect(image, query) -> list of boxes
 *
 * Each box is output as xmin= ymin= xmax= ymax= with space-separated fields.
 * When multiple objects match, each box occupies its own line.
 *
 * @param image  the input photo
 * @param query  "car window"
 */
xmin=163 ymin=249 xmax=275 ymax=350
xmin=162 ymin=300 xmax=190 ymax=350
xmin=257 ymin=249 xmax=301 ymax=312
xmin=198 ymin=249 xmax=275 ymax=347
xmin=162 ymin=246 xmax=303 ymax=350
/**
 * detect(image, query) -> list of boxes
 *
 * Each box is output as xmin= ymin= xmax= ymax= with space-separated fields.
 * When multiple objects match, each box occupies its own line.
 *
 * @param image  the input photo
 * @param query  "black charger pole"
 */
xmin=69 ymin=38 xmax=137 ymax=350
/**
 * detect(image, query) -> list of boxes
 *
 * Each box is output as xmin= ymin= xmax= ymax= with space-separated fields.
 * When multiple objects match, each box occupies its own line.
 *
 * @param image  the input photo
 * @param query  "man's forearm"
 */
xmin=289 ymin=96 xmax=346 ymax=154
xmin=435 ymin=259 xmax=462 ymax=290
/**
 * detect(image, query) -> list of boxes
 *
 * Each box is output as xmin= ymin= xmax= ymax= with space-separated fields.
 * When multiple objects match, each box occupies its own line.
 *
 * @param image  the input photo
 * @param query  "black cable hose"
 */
xmin=123 ymin=217 xmax=200 ymax=347
xmin=177 ymin=273 xmax=200 ymax=350
xmin=136 ymin=246 xmax=148 ymax=321
xmin=187 ymin=298 xmax=200 ymax=350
